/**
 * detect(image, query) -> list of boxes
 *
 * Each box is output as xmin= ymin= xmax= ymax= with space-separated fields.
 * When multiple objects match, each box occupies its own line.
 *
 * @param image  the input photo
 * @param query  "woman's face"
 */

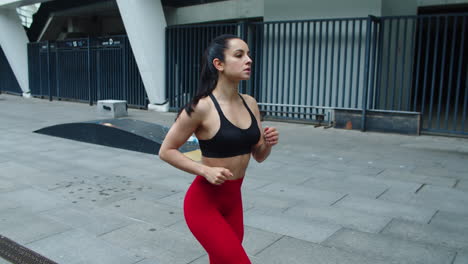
xmin=219 ymin=38 xmax=252 ymax=81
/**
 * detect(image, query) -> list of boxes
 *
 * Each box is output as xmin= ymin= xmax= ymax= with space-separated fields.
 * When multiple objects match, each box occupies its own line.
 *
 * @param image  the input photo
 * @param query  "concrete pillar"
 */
xmin=0 ymin=7 xmax=30 ymax=95
xmin=116 ymin=0 xmax=168 ymax=111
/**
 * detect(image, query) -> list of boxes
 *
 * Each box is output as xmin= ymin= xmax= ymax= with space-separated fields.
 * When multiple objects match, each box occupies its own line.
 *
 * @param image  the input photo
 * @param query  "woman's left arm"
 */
xmin=244 ymin=95 xmax=279 ymax=163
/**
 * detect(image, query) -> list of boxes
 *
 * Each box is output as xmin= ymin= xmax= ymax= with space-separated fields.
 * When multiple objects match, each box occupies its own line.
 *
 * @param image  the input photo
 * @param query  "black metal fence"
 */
xmin=0 ymin=46 xmax=22 ymax=95
xmin=28 ymin=36 xmax=147 ymax=108
xmin=166 ymin=13 xmax=468 ymax=136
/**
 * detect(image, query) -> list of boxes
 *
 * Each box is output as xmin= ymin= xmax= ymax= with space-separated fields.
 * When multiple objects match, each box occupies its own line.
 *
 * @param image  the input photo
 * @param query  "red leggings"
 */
xmin=184 ymin=175 xmax=251 ymax=264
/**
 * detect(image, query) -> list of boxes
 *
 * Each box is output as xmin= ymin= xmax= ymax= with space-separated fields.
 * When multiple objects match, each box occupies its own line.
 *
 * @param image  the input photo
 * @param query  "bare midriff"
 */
xmin=202 ymin=153 xmax=251 ymax=180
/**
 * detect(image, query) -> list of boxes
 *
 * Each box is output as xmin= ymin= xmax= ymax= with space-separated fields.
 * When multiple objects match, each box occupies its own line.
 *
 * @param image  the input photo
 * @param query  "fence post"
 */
xmin=241 ymin=21 xmax=249 ymax=94
xmin=87 ymin=37 xmax=92 ymax=106
xmin=47 ymin=41 xmax=52 ymax=101
xmin=361 ymin=15 xmax=374 ymax=132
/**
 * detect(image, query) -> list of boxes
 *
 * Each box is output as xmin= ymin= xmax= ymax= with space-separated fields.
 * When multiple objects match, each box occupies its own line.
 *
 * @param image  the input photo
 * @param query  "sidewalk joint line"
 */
xmin=415 ymin=183 xmax=426 ymax=194
xmin=254 ymin=235 xmax=285 ymax=256
xmin=330 ymin=194 xmax=348 ymax=206
xmin=450 ymin=251 xmax=458 ymax=264
xmin=427 ymin=209 xmax=439 ymax=225
xmin=378 ymin=218 xmax=394 ymax=234
xmin=375 ymin=188 xmax=389 ymax=199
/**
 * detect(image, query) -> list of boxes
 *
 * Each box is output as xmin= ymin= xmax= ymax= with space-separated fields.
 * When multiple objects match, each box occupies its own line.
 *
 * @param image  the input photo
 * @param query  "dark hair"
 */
xmin=176 ymin=34 xmax=239 ymax=119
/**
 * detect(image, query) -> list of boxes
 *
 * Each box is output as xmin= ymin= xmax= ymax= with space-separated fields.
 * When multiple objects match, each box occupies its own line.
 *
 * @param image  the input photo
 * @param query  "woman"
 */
xmin=159 ymin=34 xmax=279 ymax=264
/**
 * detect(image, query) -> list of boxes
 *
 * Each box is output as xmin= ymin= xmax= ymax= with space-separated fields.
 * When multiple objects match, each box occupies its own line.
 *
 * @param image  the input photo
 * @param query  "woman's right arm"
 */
xmin=158 ymin=105 xmax=233 ymax=185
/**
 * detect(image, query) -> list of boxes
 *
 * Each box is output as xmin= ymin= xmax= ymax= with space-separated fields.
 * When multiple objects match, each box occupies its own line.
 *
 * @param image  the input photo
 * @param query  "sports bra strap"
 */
xmin=208 ymin=94 xmax=223 ymax=114
xmin=209 ymin=93 xmax=255 ymax=118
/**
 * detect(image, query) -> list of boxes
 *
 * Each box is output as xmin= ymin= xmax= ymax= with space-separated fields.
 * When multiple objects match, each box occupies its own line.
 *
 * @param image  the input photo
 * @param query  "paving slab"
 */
xmin=254 ymin=236 xmax=392 ymax=264
xmin=379 ymin=184 xmax=468 ymax=215
xmin=454 ymin=251 xmax=468 ymax=264
xmin=284 ymin=202 xmax=392 ymax=233
xmin=100 ymin=222 xmax=204 ymax=264
xmin=27 ymin=229 xmax=143 ymax=264
xmin=1 ymin=94 xmax=468 ymax=264
xmin=377 ymin=169 xmax=458 ymax=188
xmin=256 ymin=182 xmax=346 ymax=206
xmin=103 ymin=197 xmax=182 ymax=227
xmin=0 ymin=207 xmax=71 ymax=245
xmin=38 ymin=205 xmax=135 ymax=236
xmin=244 ymin=208 xmax=341 ymax=243
xmin=455 ymin=179 xmax=468 ymax=192
xmin=381 ymin=219 xmax=468 ymax=250
xmin=429 ymin=210 xmax=468 ymax=232
xmin=0 ymin=187 xmax=67 ymax=213
xmin=335 ymin=195 xmax=437 ymax=223
xmin=323 ymin=228 xmax=457 ymax=264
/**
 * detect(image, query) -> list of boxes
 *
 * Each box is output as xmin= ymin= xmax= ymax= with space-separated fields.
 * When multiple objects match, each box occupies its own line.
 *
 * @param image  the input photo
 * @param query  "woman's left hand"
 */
xmin=263 ymin=127 xmax=279 ymax=147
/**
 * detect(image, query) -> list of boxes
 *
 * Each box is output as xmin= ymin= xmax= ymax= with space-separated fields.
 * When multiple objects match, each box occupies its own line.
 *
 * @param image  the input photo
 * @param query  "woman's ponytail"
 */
xmin=176 ymin=34 xmax=239 ymax=119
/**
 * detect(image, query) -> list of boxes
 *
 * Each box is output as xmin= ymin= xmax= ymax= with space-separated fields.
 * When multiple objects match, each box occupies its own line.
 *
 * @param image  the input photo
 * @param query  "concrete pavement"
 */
xmin=1 ymin=93 xmax=468 ymax=264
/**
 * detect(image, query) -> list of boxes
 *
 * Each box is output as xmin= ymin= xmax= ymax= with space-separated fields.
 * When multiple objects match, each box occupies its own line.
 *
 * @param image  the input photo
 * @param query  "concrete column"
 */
xmin=116 ymin=0 xmax=168 ymax=111
xmin=0 ymin=7 xmax=30 ymax=95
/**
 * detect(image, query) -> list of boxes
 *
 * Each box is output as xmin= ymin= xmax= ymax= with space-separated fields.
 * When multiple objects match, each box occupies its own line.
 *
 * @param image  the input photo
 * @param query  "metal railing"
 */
xmin=28 ymin=36 xmax=148 ymax=108
xmin=166 ymin=14 xmax=468 ymax=135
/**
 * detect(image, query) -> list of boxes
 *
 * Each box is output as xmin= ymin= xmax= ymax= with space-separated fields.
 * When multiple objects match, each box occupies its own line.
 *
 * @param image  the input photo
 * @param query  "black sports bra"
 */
xmin=198 ymin=93 xmax=261 ymax=158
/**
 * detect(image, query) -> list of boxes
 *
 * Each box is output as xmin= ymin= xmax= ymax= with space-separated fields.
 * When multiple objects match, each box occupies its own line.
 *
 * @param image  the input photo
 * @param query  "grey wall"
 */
xmin=417 ymin=0 xmax=468 ymax=6
xmin=264 ymin=0 xmax=382 ymax=21
xmin=164 ymin=0 xmax=263 ymax=26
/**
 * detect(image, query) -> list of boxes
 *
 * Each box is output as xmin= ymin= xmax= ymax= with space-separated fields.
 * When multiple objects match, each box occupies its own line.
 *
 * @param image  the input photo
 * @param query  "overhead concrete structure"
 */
xmin=116 ymin=0 xmax=168 ymax=111
xmin=0 ymin=7 xmax=30 ymax=94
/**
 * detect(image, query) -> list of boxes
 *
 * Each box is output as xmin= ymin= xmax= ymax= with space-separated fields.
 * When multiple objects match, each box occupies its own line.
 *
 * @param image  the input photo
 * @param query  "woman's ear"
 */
xmin=213 ymin=58 xmax=224 ymax=72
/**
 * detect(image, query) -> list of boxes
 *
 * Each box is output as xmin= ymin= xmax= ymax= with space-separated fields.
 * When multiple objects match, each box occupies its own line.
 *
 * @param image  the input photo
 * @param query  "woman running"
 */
xmin=159 ymin=34 xmax=279 ymax=264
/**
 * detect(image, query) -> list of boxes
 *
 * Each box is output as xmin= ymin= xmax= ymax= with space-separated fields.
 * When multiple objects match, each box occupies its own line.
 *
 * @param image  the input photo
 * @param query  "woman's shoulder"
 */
xmin=191 ymin=95 xmax=213 ymax=117
xmin=239 ymin=93 xmax=258 ymax=107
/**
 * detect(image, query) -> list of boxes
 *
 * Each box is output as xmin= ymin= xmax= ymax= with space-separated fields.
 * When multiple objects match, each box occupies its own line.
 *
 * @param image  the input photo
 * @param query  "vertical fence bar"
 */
xmin=421 ymin=17 xmax=432 ymax=117
xmin=55 ymin=44 xmax=60 ymax=99
xmin=455 ymin=16 xmax=466 ymax=131
xmin=445 ymin=16 xmax=458 ymax=130
xmin=349 ymin=20 xmax=355 ymax=108
xmin=361 ymin=16 xmax=373 ymax=132
xmin=323 ymin=21 xmax=329 ymax=109
xmin=264 ymin=23 xmax=271 ymax=115
xmin=355 ymin=19 xmax=363 ymax=108
xmin=428 ymin=16 xmax=441 ymax=129
xmin=293 ymin=22 xmax=299 ymax=118
xmin=286 ymin=22 xmax=293 ymax=116
xmin=310 ymin=21 xmax=316 ymax=117
xmin=399 ymin=18 xmax=408 ymax=110
xmin=407 ymin=17 xmax=417 ymax=110
xmin=342 ymin=20 xmax=348 ymax=108
xmin=123 ymin=38 xmax=128 ymax=104
xmin=392 ymin=18 xmax=400 ymax=110
xmin=413 ymin=17 xmax=424 ymax=112
xmin=166 ymin=29 xmax=171 ymax=108
xmin=88 ymin=37 xmax=92 ymax=105
xmin=436 ymin=16 xmax=449 ymax=128
xmin=336 ymin=20 xmax=342 ymax=107
xmin=47 ymin=41 xmax=52 ymax=101
xmin=281 ymin=22 xmax=287 ymax=116
xmin=369 ymin=17 xmax=379 ymax=110
xmin=298 ymin=22 xmax=305 ymax=119
xmin=317 ymin=21 xmax=322 ymax=108
xmin=304 ymin=21 xmax=311 ymax=118
xmin=329 ymin=20 xmax=335 ymax=107
xmin=384 ymin=18 xmax=392 ymax=109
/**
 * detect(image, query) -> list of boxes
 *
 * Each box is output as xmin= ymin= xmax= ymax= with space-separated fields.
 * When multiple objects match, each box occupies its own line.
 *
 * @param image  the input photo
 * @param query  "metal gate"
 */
xmin=166 ymin=13 xmax=468 ymax=136
xmin=28 ymin=36 xmax=148 ymax=108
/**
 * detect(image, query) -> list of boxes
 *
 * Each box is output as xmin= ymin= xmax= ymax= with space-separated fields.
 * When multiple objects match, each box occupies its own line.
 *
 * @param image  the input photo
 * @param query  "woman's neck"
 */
xmin=213 ymin=77 xmax=240 ymax=101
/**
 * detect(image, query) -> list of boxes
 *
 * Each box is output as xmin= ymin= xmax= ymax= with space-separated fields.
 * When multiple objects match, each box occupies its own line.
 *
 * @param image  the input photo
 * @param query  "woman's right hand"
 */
xmin=204 ymin=167 xmax=233 ymax=185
